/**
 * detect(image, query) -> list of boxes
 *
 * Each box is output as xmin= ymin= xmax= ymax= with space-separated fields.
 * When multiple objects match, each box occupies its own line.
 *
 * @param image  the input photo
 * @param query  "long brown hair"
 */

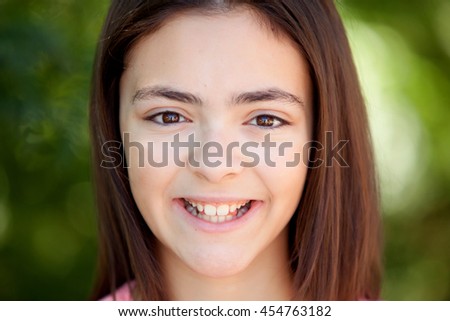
xmin=89 ymin=0 xmax=382 ymax=300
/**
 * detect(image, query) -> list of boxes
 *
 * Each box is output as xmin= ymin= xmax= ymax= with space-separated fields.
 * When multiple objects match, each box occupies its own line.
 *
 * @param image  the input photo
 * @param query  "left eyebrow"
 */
xmin=232 ymin=88 xmax=305 ymax=109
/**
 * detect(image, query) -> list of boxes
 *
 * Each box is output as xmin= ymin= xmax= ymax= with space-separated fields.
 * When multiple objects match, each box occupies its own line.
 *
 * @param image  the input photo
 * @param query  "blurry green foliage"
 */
xmin=340 ymin=0 xmax=450 ymax=299
xmin=0 ymin=0 xmax=449 ymax=299
xmin=0 ymin=0 xmax=109 ymax=299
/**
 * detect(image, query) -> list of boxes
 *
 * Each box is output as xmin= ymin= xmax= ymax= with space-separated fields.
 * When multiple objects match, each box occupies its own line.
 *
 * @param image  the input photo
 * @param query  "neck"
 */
xmin=159 ymin=228 xmax=293 ymax=300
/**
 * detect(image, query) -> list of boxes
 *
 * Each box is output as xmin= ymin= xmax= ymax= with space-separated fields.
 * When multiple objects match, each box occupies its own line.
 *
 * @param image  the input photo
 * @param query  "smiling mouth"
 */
xmin=182 ymin=198 xmax=253 ymax=223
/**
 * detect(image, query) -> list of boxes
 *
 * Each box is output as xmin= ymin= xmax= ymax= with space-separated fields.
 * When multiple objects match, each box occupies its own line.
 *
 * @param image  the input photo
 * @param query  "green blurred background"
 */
xmin=0 ymin=0 xmax=449 ymax=300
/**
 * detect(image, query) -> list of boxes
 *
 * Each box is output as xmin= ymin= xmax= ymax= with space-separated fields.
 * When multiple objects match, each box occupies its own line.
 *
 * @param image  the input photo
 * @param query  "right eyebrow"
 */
xmin=132 ymin=85 xmax=203 ymax=105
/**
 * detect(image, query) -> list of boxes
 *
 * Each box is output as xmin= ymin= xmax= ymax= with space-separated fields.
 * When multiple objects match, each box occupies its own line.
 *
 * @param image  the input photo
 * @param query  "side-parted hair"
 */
xmin=90 ymin=0 xmax=382 ymax=300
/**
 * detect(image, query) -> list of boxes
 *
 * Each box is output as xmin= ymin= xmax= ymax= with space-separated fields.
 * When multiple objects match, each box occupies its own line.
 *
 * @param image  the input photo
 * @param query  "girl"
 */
xmin=90 ymin=0 xmax=382 ymax=300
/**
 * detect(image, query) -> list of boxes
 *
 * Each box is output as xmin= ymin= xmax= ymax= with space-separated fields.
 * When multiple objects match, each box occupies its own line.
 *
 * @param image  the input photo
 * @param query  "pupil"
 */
xmin=257 ymin=115 xmax=274 ymax=126
xmin=162 ymin=112 xmax=179 ymax=123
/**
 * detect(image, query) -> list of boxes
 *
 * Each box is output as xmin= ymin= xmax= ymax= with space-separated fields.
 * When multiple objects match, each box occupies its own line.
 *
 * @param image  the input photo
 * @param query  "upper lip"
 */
xmin=178 ymin=196 xmax=255 ymax=205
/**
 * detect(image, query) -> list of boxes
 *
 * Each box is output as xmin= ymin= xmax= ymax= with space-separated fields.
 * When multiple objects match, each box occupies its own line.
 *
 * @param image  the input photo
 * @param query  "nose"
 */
xmin=188 ymin=127 xmax=245 ymax=184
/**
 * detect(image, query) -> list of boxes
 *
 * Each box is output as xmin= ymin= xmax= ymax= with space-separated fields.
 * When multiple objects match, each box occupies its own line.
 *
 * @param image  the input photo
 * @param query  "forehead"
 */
xmin=121 ymin=8 xmax=310 ymax=102
xmin=124 ymin=8 xmax=287 ymax=63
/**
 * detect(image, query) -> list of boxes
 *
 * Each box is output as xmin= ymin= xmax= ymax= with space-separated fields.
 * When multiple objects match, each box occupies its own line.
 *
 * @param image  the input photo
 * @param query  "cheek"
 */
xmin=127 ymin=164 xmax=160 ymax=217
xmin=259 ymin=140 xmax=308 ymax=215
xmin=126 ymin=160 xmax=173 ymax=245
xmin=265 ymin=165 xmax=307 ymax=203
xmin=124 ymin=138 xmax=173 ymax=217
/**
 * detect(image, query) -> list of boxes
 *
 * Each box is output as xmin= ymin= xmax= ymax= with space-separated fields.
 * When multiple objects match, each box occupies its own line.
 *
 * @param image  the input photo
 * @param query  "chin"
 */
xmin=184 ymin=247 xmax=254 ymax=279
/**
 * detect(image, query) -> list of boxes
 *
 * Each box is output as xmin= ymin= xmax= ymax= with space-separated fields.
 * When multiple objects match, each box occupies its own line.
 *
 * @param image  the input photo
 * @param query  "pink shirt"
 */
xmin=100 ymin=282 xmax=134 ymax=301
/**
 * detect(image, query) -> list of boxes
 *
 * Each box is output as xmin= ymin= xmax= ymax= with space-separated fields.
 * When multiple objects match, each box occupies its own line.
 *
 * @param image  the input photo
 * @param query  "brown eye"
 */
xmin=162 ymin=112 xmax=179 ymax=123
xmin=256 ymin=115 xmax=275 ymax=127
xmin=148 ymin=111 xmax=188 ymax=124
xmin=248 ymin=114 xmax=285 ymax=128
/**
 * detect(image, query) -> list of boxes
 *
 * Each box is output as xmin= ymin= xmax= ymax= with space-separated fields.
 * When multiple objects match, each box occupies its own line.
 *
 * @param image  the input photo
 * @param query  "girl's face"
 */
xmin=120 ymin=9 xmax=312 ymax=278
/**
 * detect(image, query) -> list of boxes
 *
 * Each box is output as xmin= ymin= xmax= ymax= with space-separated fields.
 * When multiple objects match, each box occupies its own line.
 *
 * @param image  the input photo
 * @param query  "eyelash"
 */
xmin=146 ymin=111 xmax=288 ymax=129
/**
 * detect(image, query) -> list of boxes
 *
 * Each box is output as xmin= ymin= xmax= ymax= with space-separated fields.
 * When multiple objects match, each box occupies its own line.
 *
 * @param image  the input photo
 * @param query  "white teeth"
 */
xmin=237 ymin=202 xmax=247 ymax=209
xmin=204 ymin=204 xmax=216 ymax=216
xmin=236 ymin=203 xmax=250 ymax=217
xmin=184 ymin=199 xmax=253 ymax=222
xmin=217 ymin=204 xmax=229 ymax=216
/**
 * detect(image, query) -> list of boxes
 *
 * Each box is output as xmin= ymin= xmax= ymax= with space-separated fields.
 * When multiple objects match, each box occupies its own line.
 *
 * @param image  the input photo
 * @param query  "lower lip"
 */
xmin=173 ymin=198 xmax=263 ymax=233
